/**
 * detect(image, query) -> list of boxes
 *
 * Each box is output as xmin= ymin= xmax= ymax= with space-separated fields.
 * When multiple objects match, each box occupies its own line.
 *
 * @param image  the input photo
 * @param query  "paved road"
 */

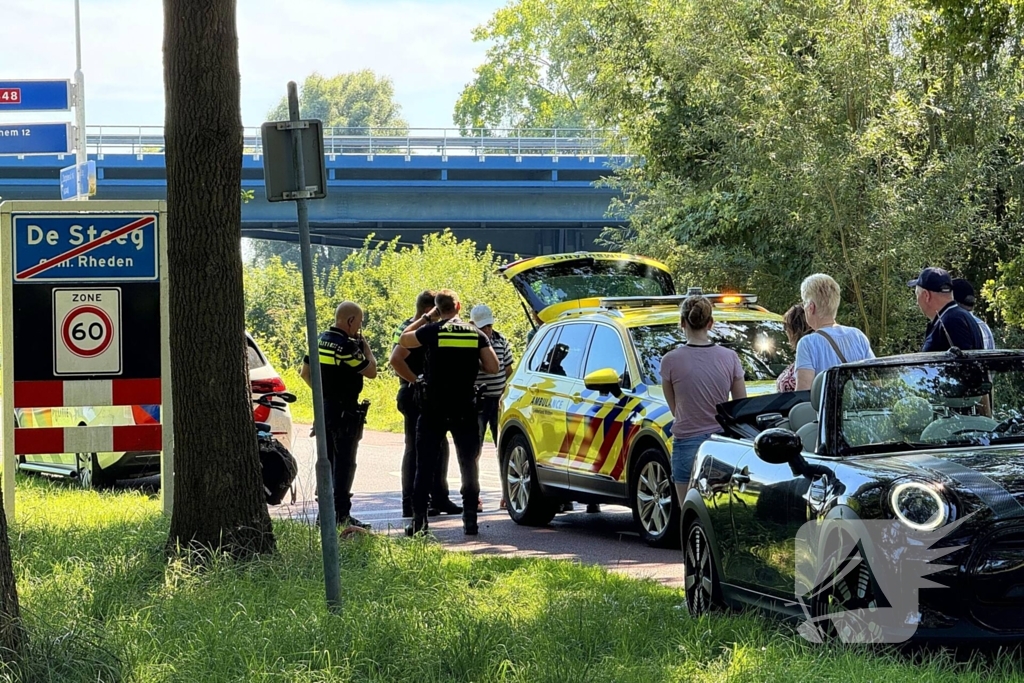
xmin=271 ymin=425 xmax=684 ymax=589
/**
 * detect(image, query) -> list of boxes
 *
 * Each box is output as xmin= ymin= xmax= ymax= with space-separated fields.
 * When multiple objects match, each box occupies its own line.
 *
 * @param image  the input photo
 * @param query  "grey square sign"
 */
xmin=260 ymin=120 xmax=328 ymax=202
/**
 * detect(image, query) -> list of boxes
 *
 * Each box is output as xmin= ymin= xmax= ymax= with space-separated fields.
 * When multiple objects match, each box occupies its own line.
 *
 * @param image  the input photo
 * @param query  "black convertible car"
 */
xmin=681 ymin=350 xmax=1024 ymax=643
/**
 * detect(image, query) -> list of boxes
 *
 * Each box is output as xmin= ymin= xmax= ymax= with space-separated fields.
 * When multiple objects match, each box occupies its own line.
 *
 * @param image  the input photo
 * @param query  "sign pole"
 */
xmin=287 ymin=82 xmax=342 ymax=611
xmin=73 ymin=0 xmax=88 ymax=201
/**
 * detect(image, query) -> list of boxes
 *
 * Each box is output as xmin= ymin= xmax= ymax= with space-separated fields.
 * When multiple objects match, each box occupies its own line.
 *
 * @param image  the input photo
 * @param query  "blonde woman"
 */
xmin=660 ymin=295 xmax=746 ymax=500
xmin=795 ymin=273 xmax=874 ymax=391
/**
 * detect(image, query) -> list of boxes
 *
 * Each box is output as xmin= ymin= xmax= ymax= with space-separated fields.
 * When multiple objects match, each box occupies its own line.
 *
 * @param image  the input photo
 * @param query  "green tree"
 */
xmin=453 ymin=0 xmax=601 ymax=133
xmin=267 ymin=70 xmax=409 ymax=134
xmin=163 ymin=0 xmax=275 ymax=556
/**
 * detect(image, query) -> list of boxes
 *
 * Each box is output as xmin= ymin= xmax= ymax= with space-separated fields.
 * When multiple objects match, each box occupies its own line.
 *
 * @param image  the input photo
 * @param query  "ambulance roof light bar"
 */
xmin=599 ymin=292 xmax=758 ymax=310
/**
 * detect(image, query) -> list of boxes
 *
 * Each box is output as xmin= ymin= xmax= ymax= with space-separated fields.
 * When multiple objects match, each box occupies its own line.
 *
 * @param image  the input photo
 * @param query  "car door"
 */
xmin=726 ymin=450 xmax=813 ymax=597
xmin=515 ymin=324 xmax=578 ymax=491
xmin=541 ymin=323 xmax=596 ymax=479
xmin=566 ymin=323 xmax=633 ymax=497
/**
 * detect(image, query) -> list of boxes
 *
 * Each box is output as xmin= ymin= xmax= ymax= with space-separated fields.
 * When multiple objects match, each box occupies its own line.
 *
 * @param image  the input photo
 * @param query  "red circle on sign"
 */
xmin=61 ymin=305 xmax=114 ymax=358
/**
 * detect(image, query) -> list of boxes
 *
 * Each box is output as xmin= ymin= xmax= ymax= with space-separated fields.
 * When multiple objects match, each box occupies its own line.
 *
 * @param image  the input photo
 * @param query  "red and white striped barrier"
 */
xmin=14 ymin=424 xmax=162 ymax=454
xmin=13 ymin=378 xmax=161 ymax=408
xmin=12 ymin=378 xmax=162 ymax=454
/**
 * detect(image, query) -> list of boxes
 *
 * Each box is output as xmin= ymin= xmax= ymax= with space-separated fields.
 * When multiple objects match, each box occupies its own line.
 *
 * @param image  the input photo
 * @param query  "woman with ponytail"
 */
xmin=660 ymin=295 xmax=746 ymax=501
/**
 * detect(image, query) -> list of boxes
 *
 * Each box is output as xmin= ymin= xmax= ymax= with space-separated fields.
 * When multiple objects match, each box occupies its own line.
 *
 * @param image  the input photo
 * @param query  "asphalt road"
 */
xmin=270 ymin=425 xmax=684 ymax=589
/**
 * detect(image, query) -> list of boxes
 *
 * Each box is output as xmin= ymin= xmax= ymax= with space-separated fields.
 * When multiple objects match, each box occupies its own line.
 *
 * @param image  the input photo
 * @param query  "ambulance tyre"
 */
xmin=631 ymin=447 xmax=680 ymax=548
xmin=502 ymin=433 xmax=558 ymax=526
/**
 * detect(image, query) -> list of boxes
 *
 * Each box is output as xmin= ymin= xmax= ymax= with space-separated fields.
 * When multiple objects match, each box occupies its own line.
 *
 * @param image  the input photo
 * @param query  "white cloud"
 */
xmin=0 ymin=0 xmax=504 ymax=128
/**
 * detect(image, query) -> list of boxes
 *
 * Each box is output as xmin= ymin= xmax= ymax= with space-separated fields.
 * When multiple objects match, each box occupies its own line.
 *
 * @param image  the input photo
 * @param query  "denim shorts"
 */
xmin=671 ymin=432 xmax=718 ymax=484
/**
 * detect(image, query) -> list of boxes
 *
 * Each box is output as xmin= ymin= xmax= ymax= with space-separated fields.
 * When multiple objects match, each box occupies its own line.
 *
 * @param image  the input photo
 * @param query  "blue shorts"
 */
xmin=671 ymin=433 xmax=718 ymax=484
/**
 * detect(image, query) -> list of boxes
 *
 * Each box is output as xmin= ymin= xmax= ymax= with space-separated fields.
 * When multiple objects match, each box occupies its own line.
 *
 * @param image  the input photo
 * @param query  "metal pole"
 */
xmin=287 ymin=81 xmax=342 ymax=611
xmin=73 ymin=0 xmax=88 ymax=200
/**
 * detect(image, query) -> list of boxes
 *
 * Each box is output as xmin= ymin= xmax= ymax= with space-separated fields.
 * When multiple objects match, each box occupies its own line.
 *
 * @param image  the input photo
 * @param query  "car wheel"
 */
xmin=803 ymin=526 xmax=883 ymax=643
xmin=76 ymin=452 xmax=112 ymax=490
xmin=502 ymin=433 xmax=557 ymax=526
xmin=630 ymin=447 xmax=680 ymax=547
xmin=684 ymin=518 xmax=723 ymax=616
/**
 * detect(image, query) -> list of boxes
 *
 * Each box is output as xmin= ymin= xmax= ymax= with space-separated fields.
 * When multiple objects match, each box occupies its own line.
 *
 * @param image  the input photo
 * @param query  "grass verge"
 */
xmin=279 ymin=367 xmax=403 ymax=434
xmin=4 ymin=476 xmax=1024 ymax=682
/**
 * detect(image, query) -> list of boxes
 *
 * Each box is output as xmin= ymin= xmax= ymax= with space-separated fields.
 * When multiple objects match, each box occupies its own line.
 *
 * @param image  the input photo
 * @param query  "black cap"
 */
xmin=907 ymin=267 xmax=953 ymax=293
xmin=952 ymin=278 xmax=976 ymax=308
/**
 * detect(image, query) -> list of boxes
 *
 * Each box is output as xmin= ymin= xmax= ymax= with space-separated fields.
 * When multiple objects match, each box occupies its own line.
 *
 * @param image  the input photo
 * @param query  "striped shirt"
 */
xmin=476 ymin=330 xmax=513 ymax=397
xmin=972 ymin=313 xmax=996 ymax=350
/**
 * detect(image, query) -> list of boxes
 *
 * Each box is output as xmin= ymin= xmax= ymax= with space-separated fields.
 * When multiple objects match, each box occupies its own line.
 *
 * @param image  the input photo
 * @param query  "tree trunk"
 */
xmin=0 ymin=488 xmax=23 ymax=662
xmin=163 ymin=0 xmax=275 ymax=557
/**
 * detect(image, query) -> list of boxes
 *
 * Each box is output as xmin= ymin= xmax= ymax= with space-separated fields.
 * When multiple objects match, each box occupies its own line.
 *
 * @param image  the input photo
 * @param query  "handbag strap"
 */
xmin=814 ymin=329 xmax=848 ymax=364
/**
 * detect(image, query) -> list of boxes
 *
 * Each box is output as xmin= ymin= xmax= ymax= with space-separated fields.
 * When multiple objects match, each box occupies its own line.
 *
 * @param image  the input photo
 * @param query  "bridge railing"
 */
xmin=85 ymin=126 xmax=629 ymax=157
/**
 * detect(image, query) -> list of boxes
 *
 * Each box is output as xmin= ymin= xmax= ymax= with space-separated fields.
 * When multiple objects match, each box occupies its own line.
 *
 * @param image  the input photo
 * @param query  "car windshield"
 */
xmin=517 ymin=260 xmax=675 ymax=309
xmin=838 ymin=357 xmax=1024 ymax=453
xmin=630 ymin=320 xmax=793 ymax=384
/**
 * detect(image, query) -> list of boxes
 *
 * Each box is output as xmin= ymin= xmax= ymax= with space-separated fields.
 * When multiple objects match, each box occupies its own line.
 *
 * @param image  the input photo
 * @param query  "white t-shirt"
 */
xmin=795 ymin=326 xmax=874 ymax=377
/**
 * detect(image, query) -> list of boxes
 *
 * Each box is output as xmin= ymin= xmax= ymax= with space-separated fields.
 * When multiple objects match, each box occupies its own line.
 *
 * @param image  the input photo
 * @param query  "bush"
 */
xmin=245 ymin=231 xmax=530 ymax=432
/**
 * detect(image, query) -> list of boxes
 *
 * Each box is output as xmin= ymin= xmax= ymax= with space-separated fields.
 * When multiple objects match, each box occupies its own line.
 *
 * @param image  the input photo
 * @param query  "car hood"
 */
xmin=849 ymin=446 xmax=1024 ymax=519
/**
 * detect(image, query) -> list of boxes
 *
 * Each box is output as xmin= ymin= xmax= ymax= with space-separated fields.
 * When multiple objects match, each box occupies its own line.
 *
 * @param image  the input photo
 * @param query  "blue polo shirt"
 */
xmin=923 ymin=301 xmax=984 ymax=352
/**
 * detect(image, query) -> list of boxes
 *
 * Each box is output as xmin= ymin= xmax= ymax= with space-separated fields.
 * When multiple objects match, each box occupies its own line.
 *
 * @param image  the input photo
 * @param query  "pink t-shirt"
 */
xmin=660 ymin=343 xmax=744 ymax=438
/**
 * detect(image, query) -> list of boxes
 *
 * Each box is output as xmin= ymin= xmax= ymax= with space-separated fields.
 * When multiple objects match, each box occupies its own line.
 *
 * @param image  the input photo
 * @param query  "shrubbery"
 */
xmin=244 ymin=231 xmax=531 ymax=432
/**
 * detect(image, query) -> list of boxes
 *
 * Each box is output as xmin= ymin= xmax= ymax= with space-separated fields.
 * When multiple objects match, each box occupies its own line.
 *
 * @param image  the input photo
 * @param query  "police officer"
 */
xmin=909 ymin=267 xmax=984 ymax=352
xmin=300 ymin=301 xmax=376 ymax=530
xmin=399 ymin=289 xmax=500 ymax=536
xmin=389 ymin=290 xmax=461 ymax=518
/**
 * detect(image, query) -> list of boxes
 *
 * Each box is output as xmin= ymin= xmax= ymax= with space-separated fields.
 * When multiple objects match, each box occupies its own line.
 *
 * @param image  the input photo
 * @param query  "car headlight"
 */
xmin=890 ymin=481 xmax=948 ymax=532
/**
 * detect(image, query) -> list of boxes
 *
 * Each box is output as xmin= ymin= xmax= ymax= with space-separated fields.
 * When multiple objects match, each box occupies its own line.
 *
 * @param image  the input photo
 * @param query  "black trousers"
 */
xmin=325 ymin=403 xmax=363 ymax=521
xmin=477 ymin=395 xmax=500 ymax=457
xmin=414 ymin=406 xmax=481 ymax=518
xmin=398 ymin=384 xmax=451 ymax=507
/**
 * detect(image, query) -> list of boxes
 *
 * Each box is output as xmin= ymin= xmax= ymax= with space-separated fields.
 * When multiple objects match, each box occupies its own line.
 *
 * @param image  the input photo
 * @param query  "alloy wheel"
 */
xmin=636 ymin=460 xmax=672 ymax=536
xmin=685 ymin=523 xmax=715 ymax=613
xmin=507 ymin=445 xmax=531 ymax=514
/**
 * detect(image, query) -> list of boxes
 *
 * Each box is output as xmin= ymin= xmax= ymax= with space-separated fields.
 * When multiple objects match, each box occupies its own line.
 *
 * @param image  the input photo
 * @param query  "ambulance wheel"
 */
xmin=631 ymin=447 xmax=680 ymax=548
xmin=502 ymin=433 xmax=557 ymax=526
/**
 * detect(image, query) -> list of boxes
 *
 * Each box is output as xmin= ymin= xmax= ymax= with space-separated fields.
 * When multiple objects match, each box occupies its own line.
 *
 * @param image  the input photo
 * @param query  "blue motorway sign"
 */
xmin=59 ymin=161 xmax=97 ymax=200
xmin=59 ymin=166 xmax=77 ymax=200
xmin=12 ymin=214 xmax=159 ymax=282
xmin=0 ymin=80 xmax=72 ymax=111
xmin=0 ymin=123 xmax=72 ymax=156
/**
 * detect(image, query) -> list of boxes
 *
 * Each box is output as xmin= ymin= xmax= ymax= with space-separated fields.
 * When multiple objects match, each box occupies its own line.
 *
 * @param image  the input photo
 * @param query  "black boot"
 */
xmin=405 ymin=514 xmax=428 ymax=537
xmin=463 ymin=512 xmax=478 ymax=536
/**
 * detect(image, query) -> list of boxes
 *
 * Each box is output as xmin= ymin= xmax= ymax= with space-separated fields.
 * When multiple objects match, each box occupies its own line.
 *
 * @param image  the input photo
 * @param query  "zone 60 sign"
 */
xmin=53 ymin=287 xmax=122 ymax=374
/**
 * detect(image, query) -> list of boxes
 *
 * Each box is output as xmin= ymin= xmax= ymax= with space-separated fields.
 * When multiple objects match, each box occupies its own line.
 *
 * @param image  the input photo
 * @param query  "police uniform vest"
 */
xmin=416 ymin=317 xmax=490 ymax=408
xmin=303 ymin=326 xmax=368 ymax=406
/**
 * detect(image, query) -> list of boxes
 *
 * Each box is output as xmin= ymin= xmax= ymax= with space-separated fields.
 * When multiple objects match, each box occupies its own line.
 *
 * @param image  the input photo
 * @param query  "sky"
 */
xmin=0 ymin=0 xmax=507 ymax=130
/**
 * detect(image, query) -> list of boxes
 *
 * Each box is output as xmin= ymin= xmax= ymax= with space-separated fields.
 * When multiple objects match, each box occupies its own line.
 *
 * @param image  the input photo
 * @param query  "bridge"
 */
xmin=0 ymin=126 xmax=632 ymax=257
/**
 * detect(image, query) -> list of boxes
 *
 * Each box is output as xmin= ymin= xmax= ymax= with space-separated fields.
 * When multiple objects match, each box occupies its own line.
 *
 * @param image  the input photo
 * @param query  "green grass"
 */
xmin=280 ymin=366 xmax=404 ymax=433
xmin=3 ymin=476 xmax=1024 ymax=682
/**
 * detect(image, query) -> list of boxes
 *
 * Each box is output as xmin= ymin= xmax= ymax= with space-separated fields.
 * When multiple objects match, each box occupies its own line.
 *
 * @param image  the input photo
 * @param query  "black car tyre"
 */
xmin=804 ymin=526 xmax=883 ymax=643
xmin=77 ymin=452 xmax=112 ymax=490
xmin=502 ymin=433 xmax=558 ymax=526
xmin=630 ymin=447 xmax=680 ymax=548
xmin=684 ymin=518 xmax=723 ymax=615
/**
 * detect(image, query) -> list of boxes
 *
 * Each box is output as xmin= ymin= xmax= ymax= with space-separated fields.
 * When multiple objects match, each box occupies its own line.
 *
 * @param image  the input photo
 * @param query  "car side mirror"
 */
xmin=754 ymin=428 xmax=803 ymax=466
xmin=584 ymin=368 xmax=623 ymax=397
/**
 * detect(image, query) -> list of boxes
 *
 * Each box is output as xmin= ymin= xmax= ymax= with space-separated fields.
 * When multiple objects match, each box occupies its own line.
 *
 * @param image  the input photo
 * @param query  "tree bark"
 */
xmin=163 ymin=0 xmax=275 ymax=557
xmin=0 ymin=488 xmax=23 ymax=662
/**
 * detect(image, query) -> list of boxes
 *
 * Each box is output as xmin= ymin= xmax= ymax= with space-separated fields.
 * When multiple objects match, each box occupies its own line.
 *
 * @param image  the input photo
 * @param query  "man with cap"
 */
xmin=470 ymin=304 xmax=514 ymax=511
xmin=909 ymin=267 xmax=984 ymax=352
xmin=952 ymin=278 xmax=996 ymax=350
